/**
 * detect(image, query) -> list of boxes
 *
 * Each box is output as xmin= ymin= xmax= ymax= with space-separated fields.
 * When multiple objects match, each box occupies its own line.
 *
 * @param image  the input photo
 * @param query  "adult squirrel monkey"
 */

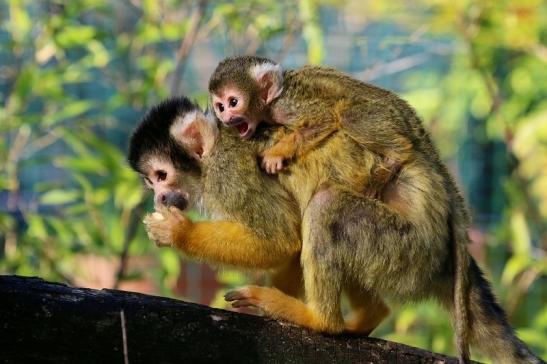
xmin=128 ymin=97 xmax=389 ymax=336
xmin=129 ymin=95 xmax=543 ymax=364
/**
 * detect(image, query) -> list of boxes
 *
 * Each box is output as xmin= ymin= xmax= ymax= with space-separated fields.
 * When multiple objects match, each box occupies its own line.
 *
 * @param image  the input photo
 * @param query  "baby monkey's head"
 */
xmin=208 ymin=55 xmax=284 ymax=139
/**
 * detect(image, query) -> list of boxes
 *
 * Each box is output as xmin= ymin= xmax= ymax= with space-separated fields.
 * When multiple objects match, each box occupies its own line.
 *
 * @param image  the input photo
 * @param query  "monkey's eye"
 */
xmin=229 ymin=98 xmax=238 ymax=107
xmin=217 ymin=103 xmax=224 ymax=113
xmin=156 ymin=170 xmax=167 ymax=182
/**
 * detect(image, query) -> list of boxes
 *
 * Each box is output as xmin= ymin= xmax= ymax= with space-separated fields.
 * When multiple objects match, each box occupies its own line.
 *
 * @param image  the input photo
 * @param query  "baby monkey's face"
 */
xmin=211 ymin=85 xmax=259 ymax=139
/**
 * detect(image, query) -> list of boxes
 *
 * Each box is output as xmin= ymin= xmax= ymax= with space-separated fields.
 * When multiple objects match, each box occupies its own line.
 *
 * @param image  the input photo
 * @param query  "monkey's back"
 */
xmin=276 ymin=66 xmax=472 ymax=297
xmin=280 ymin=65 xmax=468 ymax=226
xmin=202 ymin=127 xmax=301 ymax=246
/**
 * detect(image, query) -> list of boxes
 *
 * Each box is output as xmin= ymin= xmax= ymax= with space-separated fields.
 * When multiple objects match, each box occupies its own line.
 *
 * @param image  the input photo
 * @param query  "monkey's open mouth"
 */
xmin=235 ymin=122 xmax=249 ymax=136
xmin=226 ymin=117 xmax=254 ymax=139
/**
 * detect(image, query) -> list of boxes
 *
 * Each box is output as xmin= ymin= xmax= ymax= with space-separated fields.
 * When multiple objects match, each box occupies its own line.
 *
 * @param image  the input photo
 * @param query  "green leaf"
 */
xmin=40 ymin=189 xmax=80 ymax=205
xmin=510 ymin=210 xmax=531 ymax=256
xmin=501 ymin=255 xmax=530 ymax=285
xmin=7 ymin=0 xmax=32 ymax=42
xmin=43 ymin=100 xmax=96 ymax=126
xmin=55 ymin=156 xmax=107 ymax=175
xmin=26 ymin=214 xmax=48 ymax=240
xmin=55 ymin=25 xmax=97 ymax=48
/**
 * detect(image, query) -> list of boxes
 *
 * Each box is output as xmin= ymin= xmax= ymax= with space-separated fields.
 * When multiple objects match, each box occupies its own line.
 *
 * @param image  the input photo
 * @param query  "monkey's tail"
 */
xmin=451 ymin=213 xmax=471 ymax=364
xmin=450 ymin=212 xmax=545 ymax=364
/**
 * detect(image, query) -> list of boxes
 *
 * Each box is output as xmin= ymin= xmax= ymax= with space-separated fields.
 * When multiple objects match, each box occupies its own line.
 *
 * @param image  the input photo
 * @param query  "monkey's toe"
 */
xmin=224 ymin=288 xmax=251 ymax=301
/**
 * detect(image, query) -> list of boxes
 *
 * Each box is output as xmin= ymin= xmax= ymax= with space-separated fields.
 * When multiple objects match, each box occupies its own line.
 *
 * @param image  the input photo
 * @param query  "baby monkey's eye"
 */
xmin=229 ymin=98 xmax=238 ymax=107
xmin=156 ymin=170 xmax=167 ymax=182
xmin=217 ymin=103 xmax=224 ymax=112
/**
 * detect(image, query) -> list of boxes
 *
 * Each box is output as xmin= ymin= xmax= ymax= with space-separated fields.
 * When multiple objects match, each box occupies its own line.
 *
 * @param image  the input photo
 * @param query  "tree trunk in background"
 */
xmin=0 ymin=275 xmax=466 ymax=364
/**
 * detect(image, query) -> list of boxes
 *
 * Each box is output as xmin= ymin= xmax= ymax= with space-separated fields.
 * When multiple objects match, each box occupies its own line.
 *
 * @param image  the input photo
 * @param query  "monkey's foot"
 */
xmin=225 ymin=286 xmax=344 ymax=333
xmin=260 ymin=155 xmax=285 ymax=174
xmin=224 ymin=286 xmax=265 ymax=311
xmin=143 ymin=206 xmax=189 ymax=247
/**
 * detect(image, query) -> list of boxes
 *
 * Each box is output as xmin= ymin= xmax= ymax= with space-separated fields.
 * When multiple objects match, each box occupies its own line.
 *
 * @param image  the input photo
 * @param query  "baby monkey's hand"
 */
xmin=260 ymin=151 xmax=286 ymax=174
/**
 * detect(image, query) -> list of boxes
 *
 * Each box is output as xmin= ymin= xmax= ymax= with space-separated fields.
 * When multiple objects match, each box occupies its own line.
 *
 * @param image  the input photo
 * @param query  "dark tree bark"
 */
xmin=0 ymin=275 xmax=467 ymax=364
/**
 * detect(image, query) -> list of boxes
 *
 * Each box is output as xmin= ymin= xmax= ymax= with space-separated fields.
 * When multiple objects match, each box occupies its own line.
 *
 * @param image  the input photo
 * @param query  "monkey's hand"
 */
xmin=260 ymin=152 xmax=285 ymax=174
xmin=143 ymin=206 xmax=191 ymax=247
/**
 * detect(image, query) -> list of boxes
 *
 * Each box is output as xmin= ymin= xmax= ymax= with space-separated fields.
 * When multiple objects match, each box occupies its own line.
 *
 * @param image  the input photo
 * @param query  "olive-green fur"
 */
xmin=201 ymin=125 xmax=300 ymax=246
xmin=209 ymin=56 xmax=543 ymax=364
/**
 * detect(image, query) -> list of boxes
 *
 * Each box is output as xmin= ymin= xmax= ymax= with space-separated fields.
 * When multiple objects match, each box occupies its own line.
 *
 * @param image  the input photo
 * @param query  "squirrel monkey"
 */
xmin=128 ymin=96 xmax=389 ymax=336
xmin=129 ymin=97 xmax=542 ymax=364
xmin=207 ymin=57 xmax=542 ymax=364
xmin=208 ymin=55 xmax=409 ymax=202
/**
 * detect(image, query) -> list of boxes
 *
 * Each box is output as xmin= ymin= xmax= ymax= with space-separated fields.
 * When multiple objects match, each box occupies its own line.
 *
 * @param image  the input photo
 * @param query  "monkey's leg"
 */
xmin=297 ymin=186 xmax=445 ymax=333
xmin=341 ymin=98 xmax=414 ymax=168
xmin=224 ymin=203 xmax=346 ymax=333
xmin=224 ymin=187 xmax=348 ymax=333
xmin=270 ymin=253 xmax=304 ymax=298
xmin=344 ymin=283 xmax=390 ymax=335
xmin=144 ymin=207 xmax=300 ymax=270
xmin=225 ymin=181 xmax=447 ymax=335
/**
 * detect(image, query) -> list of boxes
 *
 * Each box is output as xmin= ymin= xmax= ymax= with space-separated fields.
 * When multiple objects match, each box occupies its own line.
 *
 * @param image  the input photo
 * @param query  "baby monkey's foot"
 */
xmin=260 ymin=154 xmax=285 ymax=174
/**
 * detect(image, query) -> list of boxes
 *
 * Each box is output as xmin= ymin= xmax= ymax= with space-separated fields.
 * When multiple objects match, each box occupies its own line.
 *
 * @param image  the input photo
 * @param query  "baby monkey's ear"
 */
xmin=170 ymin=110 xmax=218 ymax=160
xmin=249 ymin=61 xmax=284 ymax=105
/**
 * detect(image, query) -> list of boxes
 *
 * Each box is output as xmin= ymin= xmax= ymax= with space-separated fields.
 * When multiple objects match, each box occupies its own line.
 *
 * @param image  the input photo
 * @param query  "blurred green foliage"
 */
xmin=0 ymin=0 xmax=545 ymax=362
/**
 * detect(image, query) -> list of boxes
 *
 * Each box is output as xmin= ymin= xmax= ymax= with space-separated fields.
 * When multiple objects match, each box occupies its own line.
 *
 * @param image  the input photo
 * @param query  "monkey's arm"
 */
xmin=144 ymin=207 xmax=299 ymax=269
xmin=260 ymin=119 xmax=338 ymax=174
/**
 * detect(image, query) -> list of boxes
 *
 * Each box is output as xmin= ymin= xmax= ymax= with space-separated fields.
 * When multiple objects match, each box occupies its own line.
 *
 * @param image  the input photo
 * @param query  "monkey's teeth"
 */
xmin=152 ymin=212 xmax=165 ymax=221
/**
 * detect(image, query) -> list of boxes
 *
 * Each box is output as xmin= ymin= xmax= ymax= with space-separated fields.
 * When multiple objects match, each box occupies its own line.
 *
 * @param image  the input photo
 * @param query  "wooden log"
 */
xmin=0 ymin=275 xmax=464 ymax=363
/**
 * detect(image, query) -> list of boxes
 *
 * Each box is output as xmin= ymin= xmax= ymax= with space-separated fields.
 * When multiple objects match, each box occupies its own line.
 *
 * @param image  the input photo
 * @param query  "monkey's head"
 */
xmin=128 ymin=96 xmax=218 ymax=210
xmin=208 ymin=55 xmax=284 ymax=139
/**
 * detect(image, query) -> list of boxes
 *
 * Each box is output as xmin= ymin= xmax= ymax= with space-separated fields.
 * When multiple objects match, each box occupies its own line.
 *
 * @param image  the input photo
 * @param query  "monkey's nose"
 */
xmin=159 ymin=191 xmax=188 ymax=211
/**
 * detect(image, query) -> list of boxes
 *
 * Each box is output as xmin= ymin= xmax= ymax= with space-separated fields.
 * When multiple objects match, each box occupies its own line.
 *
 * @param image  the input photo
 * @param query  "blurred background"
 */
xmin=0 ymin=0 xmax=546 ymax=361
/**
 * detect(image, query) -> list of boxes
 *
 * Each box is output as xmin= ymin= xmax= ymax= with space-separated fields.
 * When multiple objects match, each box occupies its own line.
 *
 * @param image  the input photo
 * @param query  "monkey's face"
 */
xmin=139 ymin=155 xmax=190 ymax=211
xmin=211 ymin=85 xmax=260 ymax=139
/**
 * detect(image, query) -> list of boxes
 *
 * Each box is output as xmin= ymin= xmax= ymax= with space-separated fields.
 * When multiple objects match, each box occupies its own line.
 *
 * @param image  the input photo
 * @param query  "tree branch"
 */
xmin=0 ymin=275 xmax=468 ymax=364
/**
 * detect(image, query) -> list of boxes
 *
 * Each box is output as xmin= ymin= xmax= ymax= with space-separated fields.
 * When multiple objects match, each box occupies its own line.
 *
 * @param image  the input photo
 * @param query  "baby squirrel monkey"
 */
xmin=209 ymin=55 xmax=409 ymax=199
xmin=206 ymin=56 xmax=543 ymax=364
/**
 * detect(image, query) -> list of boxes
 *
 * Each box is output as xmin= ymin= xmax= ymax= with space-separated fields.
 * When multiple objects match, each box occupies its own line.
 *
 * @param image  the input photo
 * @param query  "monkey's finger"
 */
xmin=168 ymin=206 xmax=187 ymax=222
xmin=267 ymin=163 xmax=277 ymax=175
xmin=231 ymin=299 xmax=260 ymax=309
xmin=155 ymin=205 xmax=170 ymax=216
xmin=143 ymin=214 xmax=155 ymax=225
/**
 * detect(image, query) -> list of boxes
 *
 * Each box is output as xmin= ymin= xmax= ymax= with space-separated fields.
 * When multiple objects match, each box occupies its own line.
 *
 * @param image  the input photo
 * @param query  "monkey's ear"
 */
xmin=249 ymin=62 xmax=283 ymax=105
xmin=170 ymin=111 xmax=218 ymax=160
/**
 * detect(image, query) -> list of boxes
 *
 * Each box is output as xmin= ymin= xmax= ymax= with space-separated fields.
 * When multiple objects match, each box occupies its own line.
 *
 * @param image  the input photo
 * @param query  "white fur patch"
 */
xmin=249 ymin=61 xmax=281 ymax=81
xmin=170 ymin=110 xmax=197 ymax=139
xmin=249 ymin=62 xmax=284 ymax=102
